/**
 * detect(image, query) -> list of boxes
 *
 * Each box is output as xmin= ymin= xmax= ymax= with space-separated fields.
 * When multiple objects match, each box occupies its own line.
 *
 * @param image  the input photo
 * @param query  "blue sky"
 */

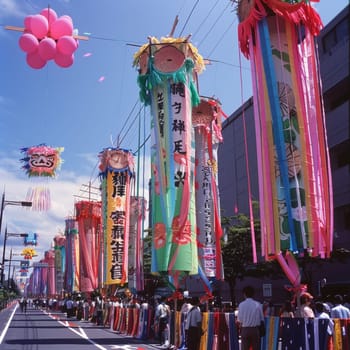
xmin=0 ymin=0 xmax=348 ymax=276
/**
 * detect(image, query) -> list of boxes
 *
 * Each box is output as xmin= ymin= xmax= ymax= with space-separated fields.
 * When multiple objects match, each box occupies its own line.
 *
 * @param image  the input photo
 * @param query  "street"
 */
xmin=0 ymin=303 xmax=159 ymax=350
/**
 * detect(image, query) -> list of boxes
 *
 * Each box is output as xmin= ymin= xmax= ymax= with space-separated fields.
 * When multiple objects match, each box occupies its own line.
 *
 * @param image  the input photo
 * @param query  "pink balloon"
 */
xmin=40 ymin=8 xmax=58 ymax=25
xmin=60 ymin=15 xmax=73 ymax=24
xmin=19 ymin=33 xmax=39 ymax=53
xmin=38 ymin=37 xmax=57 ymax=60
xmin=26 ymin=52 xmax=47 ymax=69
xmin=30 ymin=14 xmax=49 ymax=39
xmin=54 ymin=52 xmax=74 ymax=68
xmin=50 ymin=17 xmax=73 ymax=39
xmin=57 ymin=36 xmax=77 ymax=55
xmin=24 ymin=15 xmax=33 ymax=31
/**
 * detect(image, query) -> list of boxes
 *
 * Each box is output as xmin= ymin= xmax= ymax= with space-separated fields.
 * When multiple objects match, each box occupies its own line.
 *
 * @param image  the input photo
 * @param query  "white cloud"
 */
xmin=0 ymin=166 xmax=91 ymax=263
xmin=0 ymin=152 xmax=151 ymax=280
xmin=0 ymin=0 xmax=26 ymax=20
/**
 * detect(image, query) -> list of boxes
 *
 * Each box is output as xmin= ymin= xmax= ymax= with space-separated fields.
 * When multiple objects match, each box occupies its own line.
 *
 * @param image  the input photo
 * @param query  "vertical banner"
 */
xmin=128 ymin=196 xmax=147 ymax=292
xmin=193 ymin=98 xmax=225 ymax=280
xmin=64 ymin=218 xmax=79 ymax=293
xmin=99 ymin=148 xmax=135 ymax=285
xmin=134 ymin=37 xmax=205 ymax=276
xmin=237 ymin=0 xmax=333 ymax=285
xmin=54 ymin=235 xmax=66 ymax=296
xmin=75 ymin=200 xmax=102 ymax=292
xmin=45 ymin=250 xmax=56 ymax=297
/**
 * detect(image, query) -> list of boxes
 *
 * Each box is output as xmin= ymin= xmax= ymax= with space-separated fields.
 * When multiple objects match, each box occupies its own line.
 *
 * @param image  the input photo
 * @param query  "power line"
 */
xmin=206 ymin=20 xmax=236 ymax=58
xmin=197 ymin=1 xmax=231 ymax=48
xmin=179 ymin=0 xmax=200 ymax=37
xmin=192 ymin=0 xmax=220 ymax=38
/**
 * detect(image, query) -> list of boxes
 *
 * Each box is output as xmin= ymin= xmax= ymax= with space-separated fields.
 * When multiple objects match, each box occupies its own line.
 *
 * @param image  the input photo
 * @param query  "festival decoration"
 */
xmin=193 ymin=97 xmax=225 ymax=281
xmin=128 ymin=196 xmax=147 ymax=292
xmin=17 ymin=7 xmax=81 ymax=69
xmin=75 ymin=200 xmax=102 ymax=292
xmin=24 ymin=232 xmax=38 ymax=246
xmin=20 ymin=143 xmax=64 ymax=211
xmin=99 ymin=148 xmax=135 ymax=285
xmin=20 ymin=260 xmax=30 ymax=274
xmin=21 ymin=247 xmax=37 ymax=260
xmin=54 ymin=234 xmax=66 ymax=295
xmin=236 ymin=0 xmax=333 ymax=289
xmin=133 ymin=36 xmax=205 ymax=279
xmin=43 ymin=250 xmax=56 ymax=296
xmin=64 ymin=218 xmax=80 ymax=293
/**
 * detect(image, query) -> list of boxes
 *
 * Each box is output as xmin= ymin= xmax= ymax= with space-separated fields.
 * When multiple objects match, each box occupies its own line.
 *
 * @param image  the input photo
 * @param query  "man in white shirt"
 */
xmin=155 ymin=297 xmax=170 ymax=347
xmin=185 ymin=296 xmax=202 ymax=350
xmin=331 ymin=295 xmax=350 ymax=319
xmin=237 ymin=286 xmax=264 ymax=350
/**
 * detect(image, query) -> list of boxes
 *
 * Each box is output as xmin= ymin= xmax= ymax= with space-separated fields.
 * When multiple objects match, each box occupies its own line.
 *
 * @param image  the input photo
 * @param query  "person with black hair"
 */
xmin=331 ymin=295 xmax=350 ymax=319
xmin=155 ymin=296 xmax=171 ymax=348
xmin=315 ymin=301 xmax=334 ymax=348
xmin=237 ymin=286 xmax=264 ymax=350
xmin=185 ymin=296 xmax=203 ymax=350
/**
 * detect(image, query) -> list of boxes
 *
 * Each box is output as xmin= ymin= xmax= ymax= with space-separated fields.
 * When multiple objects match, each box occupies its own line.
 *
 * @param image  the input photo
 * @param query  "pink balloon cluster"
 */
xmin=18 ymin=8 xmax=78 ymax=69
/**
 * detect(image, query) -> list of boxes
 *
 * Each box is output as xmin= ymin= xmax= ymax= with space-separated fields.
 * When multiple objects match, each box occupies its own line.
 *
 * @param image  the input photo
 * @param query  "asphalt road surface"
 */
xmin=0 ymin=303 xmax=160 ymax=350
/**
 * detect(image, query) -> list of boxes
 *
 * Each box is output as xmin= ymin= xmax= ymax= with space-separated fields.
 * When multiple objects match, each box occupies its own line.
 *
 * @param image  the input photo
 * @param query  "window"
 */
xmin=262 ymin=284 xmax=272 ymax=298
xmin=323 ymin=29 xmax=337 ymax=53
xmin=336 ymin=18 xmax=349 ymax=44
xmin=330 ymin=139 xmax=350 ymax=170
xmin=322 ymin=18 xmax=349 ymax=53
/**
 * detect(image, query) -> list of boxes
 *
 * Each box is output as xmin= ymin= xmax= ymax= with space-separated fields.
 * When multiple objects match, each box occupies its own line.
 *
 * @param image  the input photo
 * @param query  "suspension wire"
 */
xmin=179 ymin=0 xmax=200 ymax=37
xmin=111 ymin=99 xmax=139 ymax=147
xmin=197 ymin=1 xmax=231 ymax=47
xmin=205 ymin=58 xmax=250 ymax=70
xmin=118 ymin=104 xmax=145 ymax=147
xmin=206 ymin=20 xmax=235 ymax=58
xmin=192 ymin=0 xmax=220 ymax=38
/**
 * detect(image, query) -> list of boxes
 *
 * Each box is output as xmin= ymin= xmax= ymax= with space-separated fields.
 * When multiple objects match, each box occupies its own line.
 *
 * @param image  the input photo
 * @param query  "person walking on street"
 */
xmin=23 ymin=298 xmax=28 ymax=313
xmin=179 ymin=296 xmax=192 ymax=349
xmin=237 ymin=286 xmax=264 ymax=350
xmin=185 ymin=296 xmax=203 ymax=350
xmin=155 ymin=296 xmax=171 ymax=348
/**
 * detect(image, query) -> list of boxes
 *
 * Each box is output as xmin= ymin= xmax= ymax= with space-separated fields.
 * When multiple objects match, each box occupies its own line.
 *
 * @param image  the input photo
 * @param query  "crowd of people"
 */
xmin=17 ymin=288 xmax=350 ymax=350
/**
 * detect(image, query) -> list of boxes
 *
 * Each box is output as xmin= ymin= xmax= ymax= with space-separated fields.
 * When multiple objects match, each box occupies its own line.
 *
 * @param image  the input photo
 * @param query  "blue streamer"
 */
xmin=258 ymin=18 xmax=297 ymax=251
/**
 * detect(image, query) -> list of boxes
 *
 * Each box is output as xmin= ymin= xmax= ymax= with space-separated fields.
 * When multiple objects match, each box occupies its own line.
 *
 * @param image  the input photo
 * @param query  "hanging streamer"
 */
xmin=134 ymin=36 xmax=205 ymax=278
xmin=54 ymin=235 xmax=66 ymax=295
xmin=64 ymin=218 xmax=79 ymax=293
xmin=75 ymin=200 xmax=102 ymax=292
xmin=193 ymin=97 xmax=225 ymax=281
xmin=20 ymin=143 xmax=64 ymax=211
xmin=128 ymin=196 xmax=147 ymax=292
xmin=99 ymin=148 xmax=135 ymax=285
xmin=236 ymin=0 xmax=333 ymax=286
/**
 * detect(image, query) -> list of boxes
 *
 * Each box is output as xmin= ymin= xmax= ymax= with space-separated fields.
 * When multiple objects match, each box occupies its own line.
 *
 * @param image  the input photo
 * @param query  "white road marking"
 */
xmin=0 ymin=303 xmax=18 ymax=344
xmin=46 ymin=311 xmax=108 ymax=350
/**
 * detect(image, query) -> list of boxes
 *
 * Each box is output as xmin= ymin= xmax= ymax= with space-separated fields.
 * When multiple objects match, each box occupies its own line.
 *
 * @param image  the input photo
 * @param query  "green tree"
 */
xmin=221 ymin=211 xmax=283 ymax=305
xmin=221 ymin=213 xmax=257 ymax=305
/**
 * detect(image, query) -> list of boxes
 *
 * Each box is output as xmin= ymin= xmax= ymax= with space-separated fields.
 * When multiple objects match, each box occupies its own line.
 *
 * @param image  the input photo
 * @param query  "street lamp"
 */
xmin=0 ymin=192 xmax=32 ymax=237
xmin=0 ymin=228 xmax=28 ymax=286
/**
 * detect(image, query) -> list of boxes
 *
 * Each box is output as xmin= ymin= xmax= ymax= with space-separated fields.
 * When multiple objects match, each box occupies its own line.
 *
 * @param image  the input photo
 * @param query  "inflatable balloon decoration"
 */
xmin=235 ymin=0 xmax=333 ymax=292
xmin=21 ymin=143 xmax=64 ymax=211
xmin=16 ymin=7 xmax=83 ymax=69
